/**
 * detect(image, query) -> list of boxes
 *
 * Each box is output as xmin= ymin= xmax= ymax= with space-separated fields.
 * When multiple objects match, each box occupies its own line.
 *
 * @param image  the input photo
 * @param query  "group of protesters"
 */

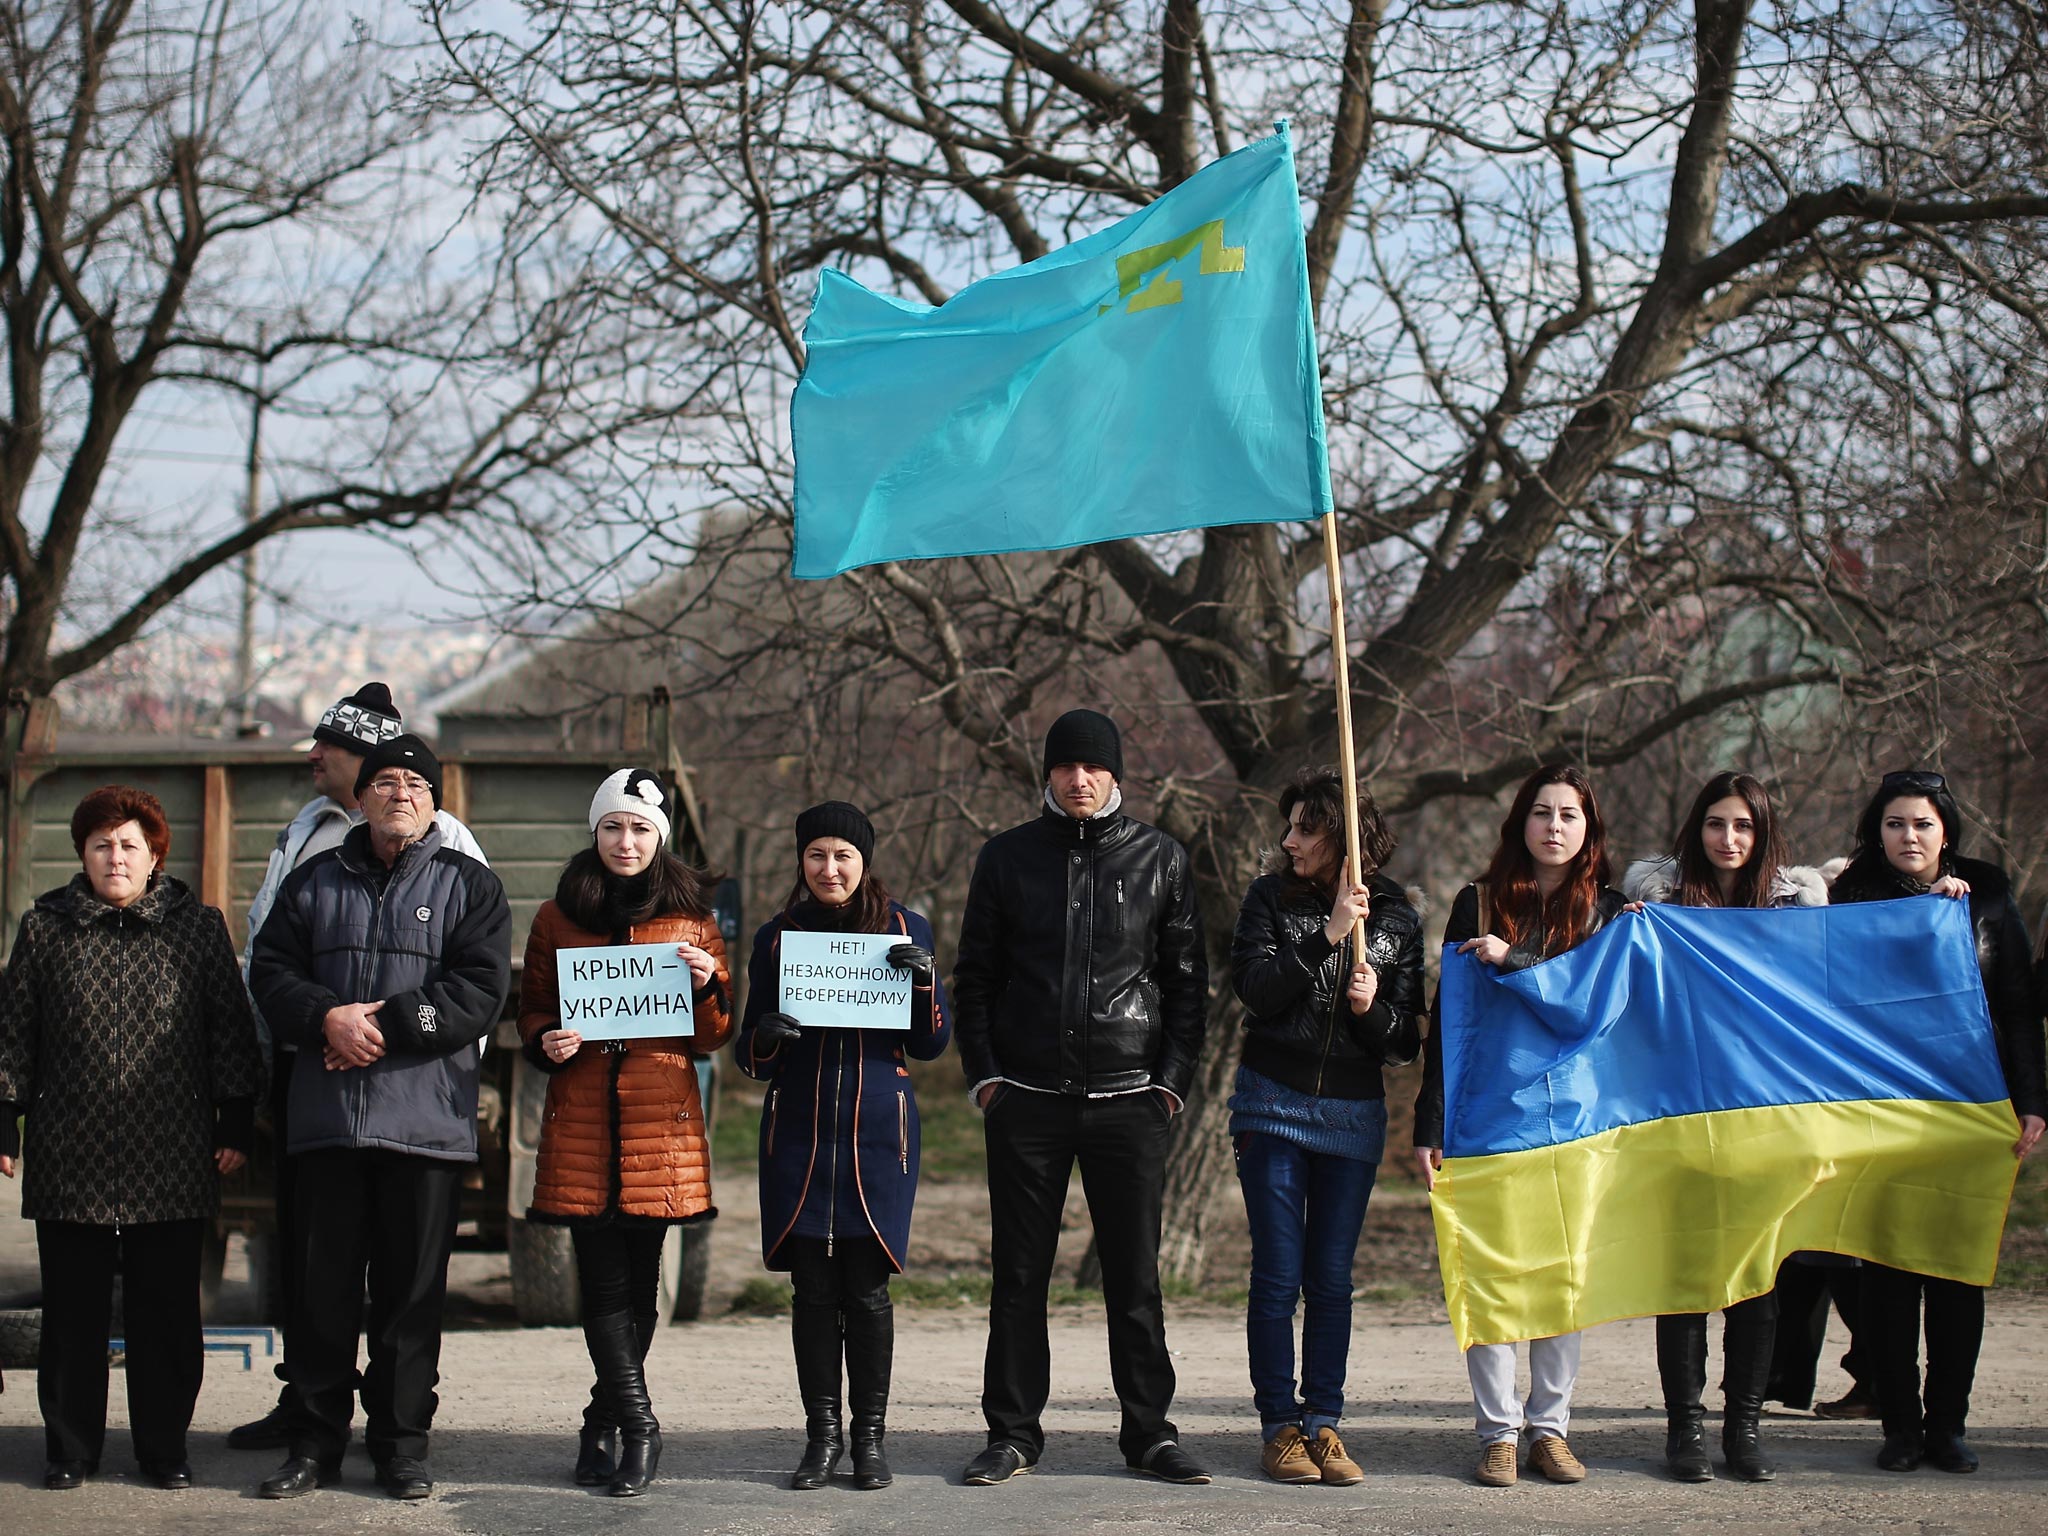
xmin=0 ymin=683 xmax=2040 ymax=1500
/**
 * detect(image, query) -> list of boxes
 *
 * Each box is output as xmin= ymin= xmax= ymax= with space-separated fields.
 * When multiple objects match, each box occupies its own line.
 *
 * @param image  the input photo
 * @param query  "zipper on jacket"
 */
xmin=897 ymin=1090 xmax=908 ymax=1174
xmin=606 ymin=1047 xmax=627 ymax=1217
xmin=827 ymin=1036 xmax=846 ymax=1255
xmin=766 ymin=1087 xmax=778 ymax=1156
xmin=356 ymin=878 xmax=388 ymax=1143
xmin=1312 ymin=935 xmax=1345 ymax=1098
xmin=115 ymin=909 xmax=126 ymax=1226
xmin=1115 ymin=877 xmax=1126 ymax=933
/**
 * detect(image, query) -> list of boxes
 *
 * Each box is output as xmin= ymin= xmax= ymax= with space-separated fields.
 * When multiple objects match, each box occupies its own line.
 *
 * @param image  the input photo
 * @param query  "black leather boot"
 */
xmin=1720 ymin=1299 xmax=1778 ymax=1482
xmin=1655 ymin=1313 xmax=1712 ymax=1481
xmin=789 ymin=1297 xmax=845 ymax=1490
xmin=844 ymin=1288 xmax=895 ymax=1490
xmin=572 ymin=1373 xmax=617 ymax=1488
xmin=587 ymin=1311 xmax=660 ymax=1496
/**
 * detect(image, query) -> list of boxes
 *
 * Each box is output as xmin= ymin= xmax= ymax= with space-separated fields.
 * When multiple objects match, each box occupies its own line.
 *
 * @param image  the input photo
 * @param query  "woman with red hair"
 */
xmin=0 ymin=785 xmax=263 ymax=1492
xmin=1413 ymin=765 xmax=1624 ymax=1488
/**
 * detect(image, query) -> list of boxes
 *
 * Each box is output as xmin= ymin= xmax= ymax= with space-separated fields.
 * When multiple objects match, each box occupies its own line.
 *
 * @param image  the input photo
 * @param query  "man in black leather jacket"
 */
xmin=953 ymin=709 xmax=1209 ymax=1486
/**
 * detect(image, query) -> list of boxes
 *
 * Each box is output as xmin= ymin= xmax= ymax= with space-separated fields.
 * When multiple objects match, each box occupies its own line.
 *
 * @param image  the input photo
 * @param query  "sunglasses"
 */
xmin=1879 ymin=769 xmax=1946 ymax=795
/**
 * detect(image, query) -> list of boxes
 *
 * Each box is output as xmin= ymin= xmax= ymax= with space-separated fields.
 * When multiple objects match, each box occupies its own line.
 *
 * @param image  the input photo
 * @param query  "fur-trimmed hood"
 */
xmin=1621 ymin=855 xmax=1829 ymax=908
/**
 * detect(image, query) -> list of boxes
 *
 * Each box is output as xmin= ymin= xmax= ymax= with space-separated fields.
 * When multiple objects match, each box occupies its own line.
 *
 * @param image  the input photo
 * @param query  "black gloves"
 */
xmin=753 ymin=1011 xmax=803 ymax=1049
xmin=887 ymin=943 xmax=935 ymax=984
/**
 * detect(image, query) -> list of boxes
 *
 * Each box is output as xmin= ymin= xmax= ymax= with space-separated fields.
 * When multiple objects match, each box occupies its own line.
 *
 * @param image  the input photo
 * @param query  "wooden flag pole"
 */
xmin=1319 ymin=510 xmax=1367 ymax=952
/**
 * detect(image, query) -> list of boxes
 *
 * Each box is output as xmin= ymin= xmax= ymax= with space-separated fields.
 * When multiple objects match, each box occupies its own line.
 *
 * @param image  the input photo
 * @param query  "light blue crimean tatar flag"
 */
xmin=790 ymin=124 xmax=1332 ymax=579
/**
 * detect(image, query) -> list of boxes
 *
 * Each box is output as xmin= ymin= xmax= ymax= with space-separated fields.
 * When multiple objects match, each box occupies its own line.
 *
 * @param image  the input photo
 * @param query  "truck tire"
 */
xmin=509 ymin=1216 xmax=582 ymax=1327
xmin=0 ymin=1307 xmax=39 ymax=1368
xmin=669 ymin=1224 xmax=710 ymax=1324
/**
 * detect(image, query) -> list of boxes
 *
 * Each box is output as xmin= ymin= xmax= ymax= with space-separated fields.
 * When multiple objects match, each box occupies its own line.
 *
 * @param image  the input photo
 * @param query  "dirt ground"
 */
xmin=10 ymin=1153 xmax=2048 ymax=1533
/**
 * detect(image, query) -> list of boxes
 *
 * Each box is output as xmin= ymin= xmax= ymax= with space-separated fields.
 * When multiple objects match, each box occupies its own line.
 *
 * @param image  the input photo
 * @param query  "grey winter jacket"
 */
xmin=0 ymin=875 xmax=263 ymax=1224
xmin=249 ymin=822 xmax=511 ymax=1162
xmin=241 ymin=795 xmax=488 ymax=1053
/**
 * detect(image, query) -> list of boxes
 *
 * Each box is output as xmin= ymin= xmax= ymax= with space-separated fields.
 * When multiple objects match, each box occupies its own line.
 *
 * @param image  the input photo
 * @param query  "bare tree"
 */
xmin=0 ymin=1 xmax=692 ymax=702
xmin=426 ymin=0 xmax=2048 ymax=1277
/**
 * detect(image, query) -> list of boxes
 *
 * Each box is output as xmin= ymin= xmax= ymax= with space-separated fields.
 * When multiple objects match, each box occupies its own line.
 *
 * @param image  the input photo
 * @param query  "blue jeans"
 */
xmin=1235 ymin=1130 xmax=1380 ymax=1438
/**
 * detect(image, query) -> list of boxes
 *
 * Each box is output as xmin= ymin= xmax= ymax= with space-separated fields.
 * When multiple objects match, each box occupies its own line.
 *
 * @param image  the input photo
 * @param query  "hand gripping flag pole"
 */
xmin=1320 ymin=510 xmax=1368 ymax=950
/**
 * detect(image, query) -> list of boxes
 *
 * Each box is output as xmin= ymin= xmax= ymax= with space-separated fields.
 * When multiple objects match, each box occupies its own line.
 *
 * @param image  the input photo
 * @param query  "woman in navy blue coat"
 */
xmin=738 ymin=802 xmax=951 ymax=1493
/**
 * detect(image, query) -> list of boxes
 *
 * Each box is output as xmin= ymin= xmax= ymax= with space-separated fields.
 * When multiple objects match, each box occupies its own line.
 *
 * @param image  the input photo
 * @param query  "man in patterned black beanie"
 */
xmin=227 ymin=685 xmax=486 ymax=1455
xmin=951 ymin=708 xmax=1211 ymax=1487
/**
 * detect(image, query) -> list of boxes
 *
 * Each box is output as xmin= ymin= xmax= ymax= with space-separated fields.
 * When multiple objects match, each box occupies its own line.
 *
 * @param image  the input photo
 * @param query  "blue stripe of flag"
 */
xmin=1440 ymin=898 xmax=2008 ymax=1158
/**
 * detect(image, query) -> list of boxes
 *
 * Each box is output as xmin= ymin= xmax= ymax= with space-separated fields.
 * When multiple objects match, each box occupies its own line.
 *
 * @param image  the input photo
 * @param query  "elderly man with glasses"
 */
xmin=248 ymin=733 xmax=511 ymax=1502
xmin=230 ymin=682 xmax=488 ymax=1456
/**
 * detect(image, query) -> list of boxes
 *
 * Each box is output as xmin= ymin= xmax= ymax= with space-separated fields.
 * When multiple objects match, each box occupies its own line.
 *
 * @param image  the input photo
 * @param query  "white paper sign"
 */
xmin=557 ymin=942 xmax=696 ymax=1041
xmin=778 ymin=931 xmax=913 ymax=1031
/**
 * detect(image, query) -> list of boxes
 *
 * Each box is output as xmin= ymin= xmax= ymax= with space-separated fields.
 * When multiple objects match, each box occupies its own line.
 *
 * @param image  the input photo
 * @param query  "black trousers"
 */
xmin=287 ymin=1149 xmax=461 ymax=1463
xmin=982 ymin=1089 xmax=1175 ymax=1462
xmin=572 ymin=1224 xmax=669 ymax=1327
xmin=787 ymin=1235 xmax=892 ymax=1319
xmin=36 ymin=1218 xmax=204 ymax=1465
xmin=1863 ymin=1262 xmax=1983 ymax=1437
xmin=1767 ymin=1257 xmax=1867 ymax=1406
xmin=268 ymin=1049 xmax=302 ymax=1400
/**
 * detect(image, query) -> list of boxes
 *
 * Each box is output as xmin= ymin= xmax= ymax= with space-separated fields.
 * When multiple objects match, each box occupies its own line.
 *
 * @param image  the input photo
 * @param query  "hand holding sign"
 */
xmin=886 ymin=942 xmax=934 ymax=985
xmin=675 ymin=941 xmax=716 ymax=987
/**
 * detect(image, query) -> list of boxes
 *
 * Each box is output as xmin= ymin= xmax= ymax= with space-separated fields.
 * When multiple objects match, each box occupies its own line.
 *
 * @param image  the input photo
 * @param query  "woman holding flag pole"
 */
xmin=1827 ymin=770 xmax=2046 ymax=1475
xmin=1227 ymin=768 xmax=1425 ymax=1484
xmin=1414 ymin=764 xmax=1626 ymax=1488
xmin=1621 ymin=771 xmax=1827 ymax=1484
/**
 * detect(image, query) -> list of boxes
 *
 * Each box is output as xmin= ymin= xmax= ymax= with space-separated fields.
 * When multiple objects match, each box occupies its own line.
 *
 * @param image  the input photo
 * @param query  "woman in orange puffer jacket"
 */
xmin=518 ymin=769 xmax=732 ymax=1497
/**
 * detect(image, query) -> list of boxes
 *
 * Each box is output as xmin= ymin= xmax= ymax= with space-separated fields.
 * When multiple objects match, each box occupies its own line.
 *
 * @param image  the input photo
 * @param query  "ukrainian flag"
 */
xmin=1432 ymin=899 xmax=2020 ymax=1348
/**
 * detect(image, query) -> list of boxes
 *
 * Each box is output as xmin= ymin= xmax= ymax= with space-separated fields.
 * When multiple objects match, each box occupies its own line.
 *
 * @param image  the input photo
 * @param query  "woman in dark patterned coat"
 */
xmin=738 ymin=801 xmax=951 ymax=1493
xmin=0 ymin=786 xmax=264 ymax=1493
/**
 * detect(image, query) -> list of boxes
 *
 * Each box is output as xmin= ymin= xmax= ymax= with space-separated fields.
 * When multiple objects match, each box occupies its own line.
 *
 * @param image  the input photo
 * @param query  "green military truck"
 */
xmin=0 ymin=689 xmax=734 ymax=1337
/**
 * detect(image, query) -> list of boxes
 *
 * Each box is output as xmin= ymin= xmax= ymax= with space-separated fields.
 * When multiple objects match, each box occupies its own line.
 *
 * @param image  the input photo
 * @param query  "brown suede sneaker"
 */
xmin=1528 ymin=1434 xmax=1588 ymax=1483
xmin=1475 ymin=1440 xmax=1517 ymax=1486
xmin=1260 ymin=1425 xmax=1320 ymax=1484
xmin=1307 ymin=1427 xmax=1363 ymax=1485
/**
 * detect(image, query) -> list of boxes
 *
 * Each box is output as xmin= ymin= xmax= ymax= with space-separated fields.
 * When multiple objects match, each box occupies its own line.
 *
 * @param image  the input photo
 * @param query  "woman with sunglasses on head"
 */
xmin=738 ymin=802 xmax=951 ymax=1493
xmin=1827 ymin=769 xmax=2046 ymax=1475
xmin=1228 ymin=769 xmax=1425 ymax=1485
xmin=1621 ymin=771 xmax=1826 ymax=1483
xmin=1415 ymin=764 xmax=1626 ymax=1488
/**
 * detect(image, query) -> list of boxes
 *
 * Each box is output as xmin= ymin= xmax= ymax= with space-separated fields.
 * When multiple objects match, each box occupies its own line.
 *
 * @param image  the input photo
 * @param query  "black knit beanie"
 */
xmin=354 ymin=733 xmax=443 ymax=807
xmin=1042 ymin=708 xmax=1123 ymax=780
xmin=314 ymin=681 xmax=404 ymax=753
xmin=794 ymin=801 xmax=874 ymax=863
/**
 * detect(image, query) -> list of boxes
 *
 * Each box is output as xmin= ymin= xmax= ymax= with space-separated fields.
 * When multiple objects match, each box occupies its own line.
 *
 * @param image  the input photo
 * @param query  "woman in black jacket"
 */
xmin=1414 ymin=763 xmax=1626 ymax=1488
xmin=738 ymin=802 xmax=952 ymax=1492
xmin=1228 ymin=770 xmax=1423 ymax=1486
xmin=1829 ymin=769 xmax=2046 ymax=1475
xmin=0 ymin=785 xmax=264 ymax=1492
xmin=1622 ymin=771 xmax=1826 ymax=1484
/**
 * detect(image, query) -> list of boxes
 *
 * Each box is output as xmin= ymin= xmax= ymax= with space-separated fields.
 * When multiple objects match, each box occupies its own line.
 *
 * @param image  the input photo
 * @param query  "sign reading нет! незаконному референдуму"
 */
xmin=778 ymin=931 xmax=912 ymax=1031
xmin=557 ymin=941 xmax=695 ymax=1041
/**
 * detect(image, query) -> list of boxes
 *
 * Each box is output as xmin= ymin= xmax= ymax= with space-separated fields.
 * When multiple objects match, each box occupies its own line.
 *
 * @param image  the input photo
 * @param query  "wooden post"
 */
xmin=1319 ymin=511 xmax=1366 ymax=950
xmin=441 ymin=761 xmax=470 ymax=825
xmin=201 ymin=765 xmax=232 ymax=916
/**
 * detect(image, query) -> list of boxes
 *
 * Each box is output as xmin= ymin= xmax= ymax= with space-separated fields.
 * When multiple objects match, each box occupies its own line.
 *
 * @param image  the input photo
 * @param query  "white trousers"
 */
xmin=1466 ymin=1333 xmax=1583 ymax=1445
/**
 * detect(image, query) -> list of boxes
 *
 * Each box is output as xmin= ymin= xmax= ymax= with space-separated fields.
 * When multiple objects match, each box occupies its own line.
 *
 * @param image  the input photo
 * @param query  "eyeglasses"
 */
xmin=365 ymin=774 xmax=433 ymax=801
xmin=1880 ymin=769 xmax=1946 ymax=795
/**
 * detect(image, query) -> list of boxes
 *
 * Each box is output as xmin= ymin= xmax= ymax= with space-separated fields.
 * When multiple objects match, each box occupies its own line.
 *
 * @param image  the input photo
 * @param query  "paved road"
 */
xmin=4 ymin=1300 xmax=2047 ymax=1534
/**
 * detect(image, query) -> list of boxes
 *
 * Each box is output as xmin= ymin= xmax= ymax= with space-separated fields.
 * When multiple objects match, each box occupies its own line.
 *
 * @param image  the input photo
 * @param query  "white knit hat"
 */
xmin=589 ymin=768 xmax=671 ymax=842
